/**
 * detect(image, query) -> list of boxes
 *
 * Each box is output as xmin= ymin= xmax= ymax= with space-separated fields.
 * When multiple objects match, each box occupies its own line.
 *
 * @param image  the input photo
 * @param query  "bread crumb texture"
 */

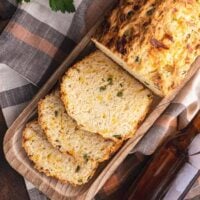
xmin=94 ymin=0 xmax=200 ymax=96
xmin=61 ymin=51 xmax=153 ymax=141
xmin=38 ymin=91 xmax=121 ymax=163
xmin=22 ymin=121 xmax=98 ymax=185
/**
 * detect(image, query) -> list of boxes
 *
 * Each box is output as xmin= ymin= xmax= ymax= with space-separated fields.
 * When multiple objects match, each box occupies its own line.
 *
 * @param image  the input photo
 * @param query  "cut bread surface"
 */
xmin=38 ymin=91 xmax=120 ymax=163
xmin=61 ymin=51 xmax=153 ymax=141
xmin=22 ymin=121 xmax=98 ymax=185
xmin=93 ymin=0 xmax=200 ymax=96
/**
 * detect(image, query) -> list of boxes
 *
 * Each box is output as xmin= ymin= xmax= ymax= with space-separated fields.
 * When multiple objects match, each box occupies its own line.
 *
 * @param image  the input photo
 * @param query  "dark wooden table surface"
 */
xmin=0 ymin=110 xmax=29 ymax=200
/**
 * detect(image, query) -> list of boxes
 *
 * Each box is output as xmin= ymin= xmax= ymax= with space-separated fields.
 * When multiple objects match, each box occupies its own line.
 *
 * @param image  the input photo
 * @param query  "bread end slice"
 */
xmin=22 ymin=120 xmax=98 ymax=185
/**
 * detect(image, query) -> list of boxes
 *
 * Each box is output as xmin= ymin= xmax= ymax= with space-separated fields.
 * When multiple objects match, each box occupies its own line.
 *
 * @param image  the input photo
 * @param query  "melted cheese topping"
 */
xmin=98 ymin=0 xmax=200 ymax=96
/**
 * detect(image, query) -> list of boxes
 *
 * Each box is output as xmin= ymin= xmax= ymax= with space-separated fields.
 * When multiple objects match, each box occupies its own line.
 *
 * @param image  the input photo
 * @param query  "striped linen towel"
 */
xmin=0 ymin=1 xmax=200 ymax=200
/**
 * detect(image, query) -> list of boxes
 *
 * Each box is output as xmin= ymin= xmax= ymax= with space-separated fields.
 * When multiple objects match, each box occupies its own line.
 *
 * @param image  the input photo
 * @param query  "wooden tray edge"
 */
xmin=83 ymin=56 xmax=200 ymax=200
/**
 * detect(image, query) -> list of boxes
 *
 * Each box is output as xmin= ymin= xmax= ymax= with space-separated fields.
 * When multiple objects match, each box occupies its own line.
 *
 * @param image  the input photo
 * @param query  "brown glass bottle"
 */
xmin=125 ymin=112 xmax=200 ymax=200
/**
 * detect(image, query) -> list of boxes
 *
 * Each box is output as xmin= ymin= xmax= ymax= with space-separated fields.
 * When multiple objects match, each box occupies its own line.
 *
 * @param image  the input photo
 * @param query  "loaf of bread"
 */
xmin=61 ymin=51 xmax=152 ymax=141
xmin=38 ymin=91 xmax=121 ymax=163
xmin=22 ymin=121 xmax=98 ymax=185
xmin=93 ymin=0 xmax=200 ymax=96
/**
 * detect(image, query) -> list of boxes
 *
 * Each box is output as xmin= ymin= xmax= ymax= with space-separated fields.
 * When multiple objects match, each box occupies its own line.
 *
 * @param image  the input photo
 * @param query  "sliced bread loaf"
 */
xmin=22 ymin=121 xmax=98 ymax=185
xmin=93 ymin=0 xmax=200 ymax=96
xmin=61 ymin=51 xmax=153 ymax=141
xmin=38 ymin=91 xmax=120 ymax=163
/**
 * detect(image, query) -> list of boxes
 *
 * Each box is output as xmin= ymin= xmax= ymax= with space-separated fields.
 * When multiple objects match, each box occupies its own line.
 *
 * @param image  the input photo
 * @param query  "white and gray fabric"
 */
xmin=0 ymin=0 xmax=112 ymax=199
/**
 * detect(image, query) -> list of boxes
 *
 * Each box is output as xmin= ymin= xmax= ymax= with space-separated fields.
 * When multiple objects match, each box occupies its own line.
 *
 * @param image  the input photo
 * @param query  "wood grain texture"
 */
xmin=0 ymin=110 xmax=29 ymax=200
xmin=2 ymin=5 xmax=200 ymax=200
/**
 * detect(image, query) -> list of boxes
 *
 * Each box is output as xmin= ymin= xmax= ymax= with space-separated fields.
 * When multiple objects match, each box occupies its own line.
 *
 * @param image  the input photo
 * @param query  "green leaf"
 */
xmin=17 ymin=0 xmax=75 ymax=13
xmin=49 ymin=0 xmax=75 ymax=13
xmin=49 ymin=0 xmax=58 ymax=11
xmin=63 ymin=0 xmax=75 ymax=12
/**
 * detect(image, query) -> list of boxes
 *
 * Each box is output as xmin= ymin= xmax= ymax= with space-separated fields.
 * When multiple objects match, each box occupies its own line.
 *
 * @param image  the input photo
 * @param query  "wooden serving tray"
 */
xmin=3 ymin=5 xmax=200 ymax=200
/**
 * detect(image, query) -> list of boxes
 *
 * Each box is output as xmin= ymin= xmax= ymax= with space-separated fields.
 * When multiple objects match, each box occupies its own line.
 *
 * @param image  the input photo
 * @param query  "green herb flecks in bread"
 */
xmin=38 ymin=91 xmax=121 ymax=163
xmin=22 ymin=121 xmax=98 ymax=185
xmin=61 ymin=51 xmax=153 ymax=141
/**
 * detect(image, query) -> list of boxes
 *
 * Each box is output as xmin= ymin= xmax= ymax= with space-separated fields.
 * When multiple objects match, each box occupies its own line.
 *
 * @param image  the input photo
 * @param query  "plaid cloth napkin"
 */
xmin=1 ymin=1 xmax=200 ymax=200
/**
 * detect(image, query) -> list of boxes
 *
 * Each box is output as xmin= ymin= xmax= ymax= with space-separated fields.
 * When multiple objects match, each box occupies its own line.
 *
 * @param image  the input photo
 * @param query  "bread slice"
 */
xmin=22 ymin=121 xmax=98 ymax=185
xmin=93 ymin=0 xmax=200 ymax=96
xmin=38 ymin=91 xmax=120 ymax=163
xmin=61 ymin=51 xmax=153 ymax=141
